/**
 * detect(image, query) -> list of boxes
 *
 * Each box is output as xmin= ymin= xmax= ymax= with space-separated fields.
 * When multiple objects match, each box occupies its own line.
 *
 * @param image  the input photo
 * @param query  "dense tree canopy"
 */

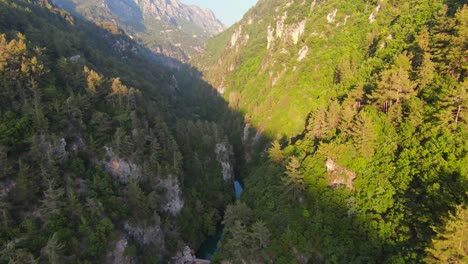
xmin=198 ymin=0 xmax=467 ymax=263
xmin=0 ymin=0 xmax=244 ymax=262
xmin=0 ymin=0 xmax=466 ymax=263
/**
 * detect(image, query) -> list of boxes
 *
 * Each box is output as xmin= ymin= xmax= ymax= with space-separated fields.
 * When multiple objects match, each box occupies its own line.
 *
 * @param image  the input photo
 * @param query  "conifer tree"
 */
xmin=225 ymin=221 xmax=249 ymax=262
xmin=250 ymin=221 xmax=270 ymax=249
xmin=268 ymin=139 xmax=284 ymax=162
xmin=13 ymin=160 xmax=39 ymax=204
xmin=438 ymin=79 xmax=467 ymax=126
xmin=127 ymin=180 xmax=151 ymax=221
xmin=371 ymin=53 xmax=417 ymax=113
xmin=415 ymin=27 xmax=435 ymax=89
xmin=446 ymin=6 xmax=468 ymax=81
xmin=44 ymin=233 xmax=64 ymax=264
xmin=306 ymin=106 xmax=328 ymax=139
xmin=426 ymin=205 xmax=467 ymax=263
xmin=347 ymin=110 xmax=378 ymax=159
xmin=39 ymin=180 xmax=65 ymax=221
xmin=283 ymin=156 xmax=305 ymax=202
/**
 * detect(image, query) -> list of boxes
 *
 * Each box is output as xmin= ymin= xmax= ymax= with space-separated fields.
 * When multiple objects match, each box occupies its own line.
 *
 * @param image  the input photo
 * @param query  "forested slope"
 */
xmin=197 ymin=0 xmax=467 ymax=138
xmin=195 ymin=0 xmax=468 ymax=263
xmin=1 ymin=0 xmax=467 ymax=263
xmin=0 ymin=0 xmax=244 ymax=262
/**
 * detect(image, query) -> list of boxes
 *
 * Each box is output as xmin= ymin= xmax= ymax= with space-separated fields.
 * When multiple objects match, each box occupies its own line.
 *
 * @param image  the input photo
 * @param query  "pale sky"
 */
xmin=180 ymin=0 xmax=258 ymax=26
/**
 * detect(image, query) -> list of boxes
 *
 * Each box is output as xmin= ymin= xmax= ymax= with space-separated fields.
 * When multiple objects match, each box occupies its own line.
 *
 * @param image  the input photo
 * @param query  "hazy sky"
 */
xmin=180 ymin=0 xmax=258 ymax=26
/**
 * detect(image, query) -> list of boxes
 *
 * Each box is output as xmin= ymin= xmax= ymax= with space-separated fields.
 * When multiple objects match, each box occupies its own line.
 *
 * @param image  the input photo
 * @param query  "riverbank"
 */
xmin=197 ymin=180 xmax=244 ymax=259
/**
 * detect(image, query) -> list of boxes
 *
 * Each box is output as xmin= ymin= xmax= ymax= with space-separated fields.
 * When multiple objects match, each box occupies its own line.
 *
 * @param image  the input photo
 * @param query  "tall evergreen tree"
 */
xmin=282 ymin=156 xmax=305 ymax=202
xmin=426 ymin=205 xmax=468 ymax=263
xmin=44 ymin=233 xmax=64 ymax=264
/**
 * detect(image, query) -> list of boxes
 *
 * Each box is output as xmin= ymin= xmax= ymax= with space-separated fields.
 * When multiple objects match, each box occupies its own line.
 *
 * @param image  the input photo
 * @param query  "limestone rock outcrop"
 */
xmin=326 ymin=157 xmax=356 ymax=190
xmin=159 ymin=174 xmax=184 ymax=215
xmin=215 ymin=143 xmax=234 ymax=182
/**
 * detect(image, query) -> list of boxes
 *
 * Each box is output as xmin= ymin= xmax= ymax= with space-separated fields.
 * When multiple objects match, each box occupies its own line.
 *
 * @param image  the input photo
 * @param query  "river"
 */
xmin=197 ymin=180 xmax=244 ymax=259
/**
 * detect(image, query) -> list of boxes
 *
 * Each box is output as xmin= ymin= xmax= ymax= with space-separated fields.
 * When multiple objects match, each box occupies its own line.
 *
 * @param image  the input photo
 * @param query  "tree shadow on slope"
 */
xmin=214 ymin=122 xmax=466 ymax=263
xmin=214 ymin=154 xmax=389 ymax=263
xmin=0 ymin=1 xmax=465 ymax=263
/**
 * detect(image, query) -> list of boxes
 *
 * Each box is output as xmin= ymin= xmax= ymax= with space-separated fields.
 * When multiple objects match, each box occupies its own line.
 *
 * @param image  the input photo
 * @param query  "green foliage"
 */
xmin=1 ymin=0 xmax=467 ymax=263
xmin=205 ymin=1 xmax=468 ymax=263
xmin=0 ymin=0 xmax=244 ymax=262
xmin=268 ymin=139 xmax=284 ymax=162
xmin=425 ymin=205 xmax=468 ymax=263
xmin=282 ymin=156 xmax=305 ymax=202
xmin=216 ymin=203 xmax=271 ymax=263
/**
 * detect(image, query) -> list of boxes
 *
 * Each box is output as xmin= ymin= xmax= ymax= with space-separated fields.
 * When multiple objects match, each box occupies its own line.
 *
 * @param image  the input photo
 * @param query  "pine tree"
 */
xmin=426 ymin=205 xmax=467 ymax=263
xmin=306 ymin=106 xmax=328 ymax=139
xmin=268 ymin=139 xmax=284 ymax=162
xmin=225 ymin=221 xmax=250 ymax=263
xmin=250 ymin=221 xmax=270 ymax=249
xmin=44 ymin=233 xmax=64 ymax=264
xmin=113 ymin=128 xmax=134 ymax=157
xmin=415 ymin=27 xmax=435 ymax=89
xmin=65 ymin=174 xmax=83 ymax=219
xmin=327 ymin=100 xmax=341 ymax=134
xmin=39 ymin=180 xmax=65 ymax=221
xmin=282 ymin=156 xmax=305 ymax=202
xmin=13 ymin=160 xmax=39 ymax=204
xmin=90 ymin=111 xmax=113 ymax=145
xmin=446 ymin=6 xmax=468 ymax=81
xmin=347 ymin=110 xmax=379 ymax=159
xmin=431 ymin=4 xmax=467 ymax=80
xmin=149 ymin=138 xmax=162 ymax=170
xmin=127 ymin=180 xmax=151 ymax=222
xmin=340 ymin=84 xmax=365 ymax=132
xmin=371 ymin=53 xmax=417 ymax=113
xmin=438 ymin=79 xmax=467 ymax=126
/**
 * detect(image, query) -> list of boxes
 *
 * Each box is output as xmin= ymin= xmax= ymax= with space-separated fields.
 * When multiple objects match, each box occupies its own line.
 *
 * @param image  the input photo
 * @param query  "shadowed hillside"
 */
xmin=0 ymin=0 xmax=466 ymax=263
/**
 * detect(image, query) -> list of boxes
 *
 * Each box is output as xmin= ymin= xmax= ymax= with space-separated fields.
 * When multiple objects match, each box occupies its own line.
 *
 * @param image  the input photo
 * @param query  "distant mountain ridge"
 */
xmin=105 ymin=0 xmax=224 ymax=35
xmin=52 ymin=0 xmax=225 ymax=61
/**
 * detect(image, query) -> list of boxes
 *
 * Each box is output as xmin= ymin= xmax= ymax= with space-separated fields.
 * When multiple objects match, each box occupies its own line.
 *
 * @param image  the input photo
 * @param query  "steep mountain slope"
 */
xmin=197 ymin=0 xmax=465 ymax=137
xmin=52 ymin=0 xmax=225 ymax=61
xmin=196 ymin=0 xmax=468 ymax=263
xmin=1 ymin=0 xmax=466 ymax=263
xmin=0 ymin=0 xmax=244 ymax=262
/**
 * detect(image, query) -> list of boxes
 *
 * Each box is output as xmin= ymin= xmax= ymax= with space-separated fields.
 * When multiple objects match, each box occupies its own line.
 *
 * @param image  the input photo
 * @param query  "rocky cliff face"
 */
xmin=215 ymin=143 xmax=234 ymax=181
xmin=159 ymin=174 xmax=184 ymax=215
xmin=131 ymin=0 xmax=223 ymax=34
xmin=103 ymin=0 xmax=224 ymax=36
xmin=325 ymin=157 xmax=356 ymax=190
xmin=52 ymin=0 xmax=224 ymax=61
xmin=106 ymin=236 xmax=135 ymax=264
xmin=103 ymin=147 xmax=184 ymax=215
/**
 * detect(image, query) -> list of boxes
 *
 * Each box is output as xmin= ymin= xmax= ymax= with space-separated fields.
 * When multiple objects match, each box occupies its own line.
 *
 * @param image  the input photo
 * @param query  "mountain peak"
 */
xmin=52 ymin=0 xmax=225 ymax=60
xmin=123 ymin=0 xmax=225 ymax=35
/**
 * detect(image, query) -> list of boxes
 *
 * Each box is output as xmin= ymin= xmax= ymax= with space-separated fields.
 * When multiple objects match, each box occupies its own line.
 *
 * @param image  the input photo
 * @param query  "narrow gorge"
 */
xmin=0 ymin=0 xmax=466 ymax=263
